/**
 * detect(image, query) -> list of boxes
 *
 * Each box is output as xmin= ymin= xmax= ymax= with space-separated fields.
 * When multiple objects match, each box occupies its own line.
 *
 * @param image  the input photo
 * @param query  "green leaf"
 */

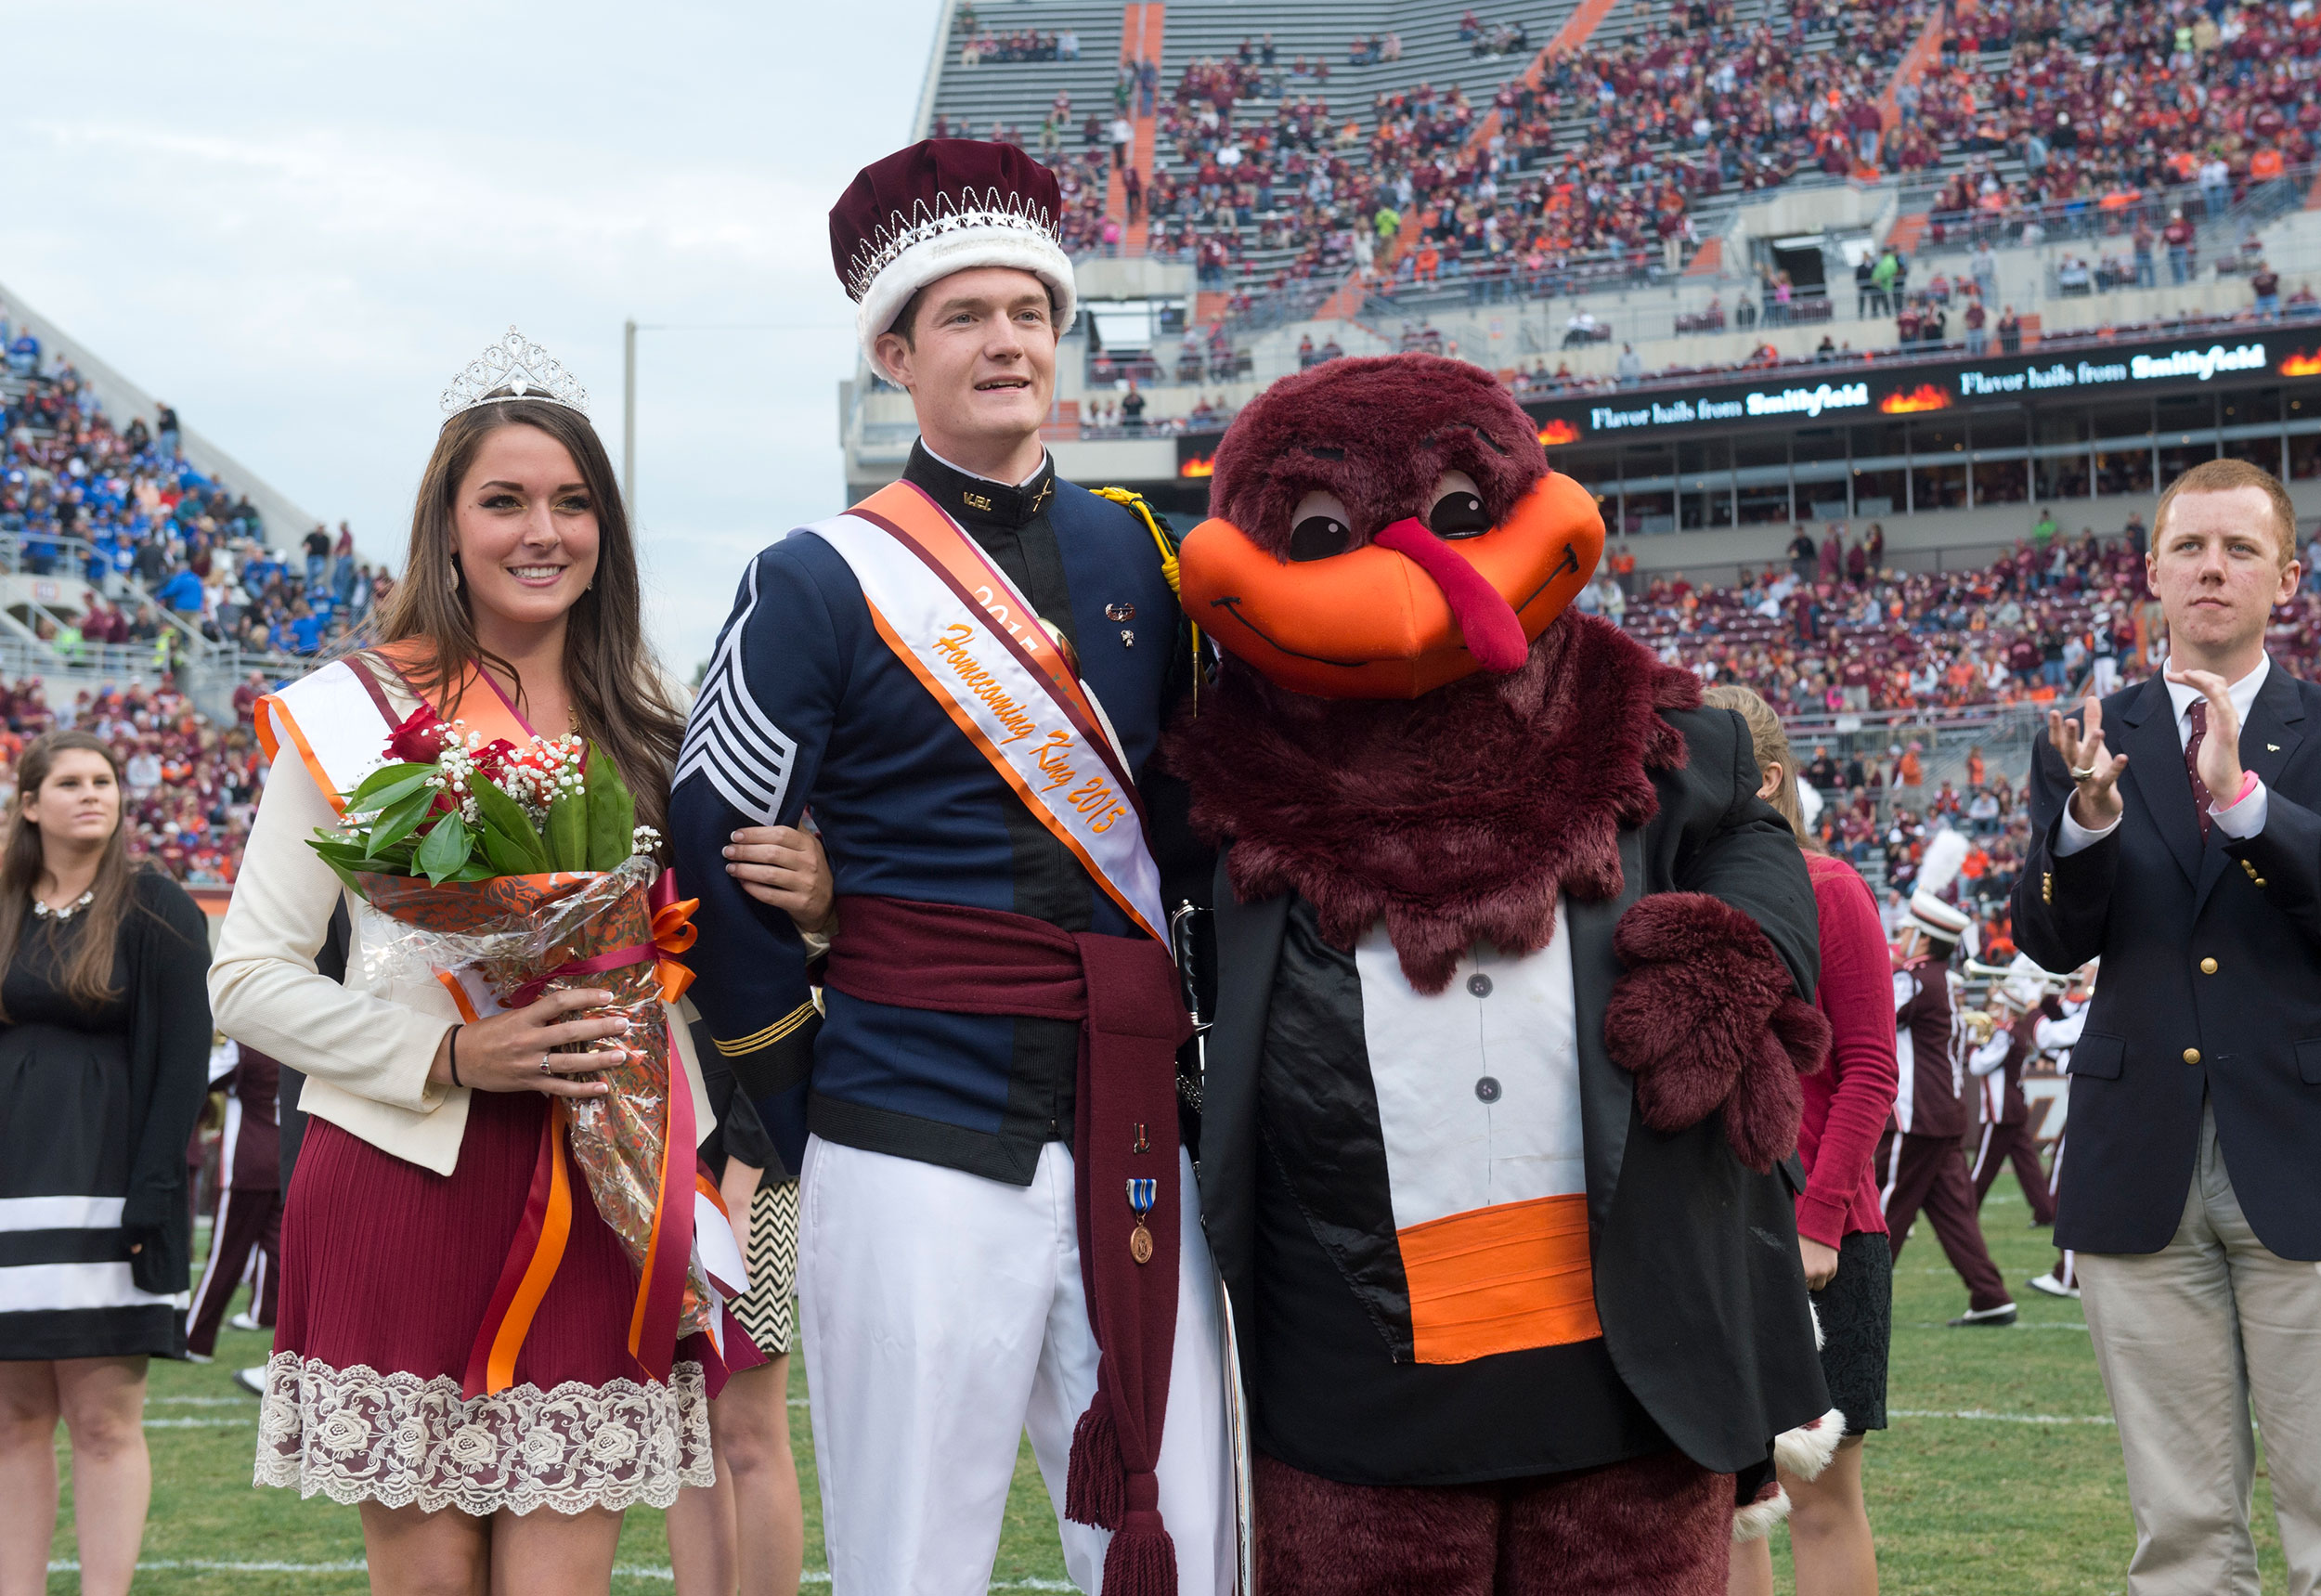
xmin=469 ymin=775 xmax=550 ymax=872
xmin=477 ymin=821 xmax=543 ymax=877
xmin=305 ymin=835 xmax=374 ymax=868
xmin=365 ymin=788 xmax=436 ymax=858
xmin=320 ymin=856 xmax=368 ymax=898
xmin=414 ymin=810 xmax=473 ymax=886
xmin=547 ymin=791 xmax=589 ymax=874
xmin=585 ymin=745 xmax=638 ymax=871
xmin=344 ymin=762 xmax=436 ymax=811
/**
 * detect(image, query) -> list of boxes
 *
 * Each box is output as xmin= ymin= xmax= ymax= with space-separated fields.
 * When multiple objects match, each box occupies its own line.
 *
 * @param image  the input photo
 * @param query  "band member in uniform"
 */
xmin=671 ymin=139 xmax=1231 ymax=1595
xmin=1875 ymin=837 xmax=2017 ymax=1327
xmin=186 ymin=1038 xmax=284 ymax=1368
xmin=1965 ymin=964 xmax=2067 ymax=1225
xmin=2016 ymin=459 xmax=2321 ymax=1591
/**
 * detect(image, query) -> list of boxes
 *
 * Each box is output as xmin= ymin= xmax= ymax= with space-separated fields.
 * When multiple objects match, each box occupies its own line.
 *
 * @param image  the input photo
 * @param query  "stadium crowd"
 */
xmin=0 ymin=325 xmax=387 ymax=660
xmin=1908 ymin=0 xmax=2320 ymax=235
xmin=1588 ymin=513 xmax=2166 ymax=944
xmin=0 ymin=317 xmax=391 ymax=888
xmin=1138 ymin=0 xmax=1943 ymax=297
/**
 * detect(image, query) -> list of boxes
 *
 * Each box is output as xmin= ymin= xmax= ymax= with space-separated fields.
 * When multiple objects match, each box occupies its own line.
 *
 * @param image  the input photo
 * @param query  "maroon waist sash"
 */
xmin=822 ymin=893 xmax=1193 ymax=1596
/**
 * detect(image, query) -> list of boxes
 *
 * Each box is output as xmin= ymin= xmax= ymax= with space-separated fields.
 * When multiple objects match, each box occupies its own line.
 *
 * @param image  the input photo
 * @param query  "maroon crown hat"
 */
xmin=829 ymin=138 xmax=1078 ymax=367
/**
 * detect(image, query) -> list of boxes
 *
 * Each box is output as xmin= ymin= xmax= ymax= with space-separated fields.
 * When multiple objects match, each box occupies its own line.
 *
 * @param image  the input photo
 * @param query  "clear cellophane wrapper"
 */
xmin=351 ymin=853 xmax=713 ymax=1339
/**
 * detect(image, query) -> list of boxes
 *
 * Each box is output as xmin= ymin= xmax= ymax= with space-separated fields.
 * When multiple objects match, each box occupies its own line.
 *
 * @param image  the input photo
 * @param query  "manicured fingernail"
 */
xmin=730 ymin=830 xmax=742 ymax=841
xmin=722 ymin=845 xmax=735 ymax=857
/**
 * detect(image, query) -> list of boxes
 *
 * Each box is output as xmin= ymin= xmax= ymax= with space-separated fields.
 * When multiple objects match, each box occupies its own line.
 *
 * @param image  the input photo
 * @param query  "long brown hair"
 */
xmin=0 ymin=732 xmax=138 ymax=1015
xmin=371 ymin=396 xmax=686 ymax=841
xmin=1702 ymin=683 xmax=1817 ymax=850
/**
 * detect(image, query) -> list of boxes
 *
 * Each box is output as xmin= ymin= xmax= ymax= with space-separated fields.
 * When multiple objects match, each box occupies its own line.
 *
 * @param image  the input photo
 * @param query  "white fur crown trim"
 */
xmin=857 ymin=228 xmax=1077 ymax=372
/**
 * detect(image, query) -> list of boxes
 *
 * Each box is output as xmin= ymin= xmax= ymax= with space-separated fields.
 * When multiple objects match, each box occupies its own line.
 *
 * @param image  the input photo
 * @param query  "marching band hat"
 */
xmin=829 ymin=138 xmax=1079 ymax=370
xmin=1907 ymin=889 xmax=1972 ymax=944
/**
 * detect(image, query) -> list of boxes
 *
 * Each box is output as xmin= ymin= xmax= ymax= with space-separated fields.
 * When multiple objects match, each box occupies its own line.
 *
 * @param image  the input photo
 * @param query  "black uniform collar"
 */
xmin=904 ymin=439 xmax=1056 ymax=529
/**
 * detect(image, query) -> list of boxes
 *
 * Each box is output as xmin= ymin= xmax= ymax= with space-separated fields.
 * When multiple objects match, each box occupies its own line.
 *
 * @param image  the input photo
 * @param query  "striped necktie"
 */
xmin=2185 ymin=697 xmax=2212 ymax=844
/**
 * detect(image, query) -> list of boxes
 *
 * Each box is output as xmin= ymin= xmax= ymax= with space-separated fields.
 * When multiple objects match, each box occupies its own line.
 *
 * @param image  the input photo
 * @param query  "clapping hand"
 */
xmin=2048 ymin=694 xmax=2128 ymax=830
xmin=2165 ymin=665 xmax=2246 ymax=811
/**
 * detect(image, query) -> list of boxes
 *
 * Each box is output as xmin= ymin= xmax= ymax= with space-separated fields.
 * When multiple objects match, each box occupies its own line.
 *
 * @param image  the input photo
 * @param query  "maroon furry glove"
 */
xmin=1602 ymin=892 xmax=1833 ymax=1173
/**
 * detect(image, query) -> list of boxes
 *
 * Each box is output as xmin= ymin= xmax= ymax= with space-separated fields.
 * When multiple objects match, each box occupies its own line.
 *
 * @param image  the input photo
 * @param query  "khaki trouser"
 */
xmin=2079 ymin=1104 xmax=2321 ymax=1596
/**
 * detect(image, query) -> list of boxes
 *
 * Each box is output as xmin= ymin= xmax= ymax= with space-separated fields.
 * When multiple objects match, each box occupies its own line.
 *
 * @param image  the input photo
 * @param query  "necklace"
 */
xmin=32 ymin=889 xmax=96 ymax=921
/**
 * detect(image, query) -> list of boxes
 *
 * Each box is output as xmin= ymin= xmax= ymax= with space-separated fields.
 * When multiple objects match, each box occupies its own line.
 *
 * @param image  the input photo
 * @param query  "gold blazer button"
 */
xmin=2200 ymin=957 xmax=2219 ymax=975
xmin=2183 ymin=1047 xmax=2202 ymax=1065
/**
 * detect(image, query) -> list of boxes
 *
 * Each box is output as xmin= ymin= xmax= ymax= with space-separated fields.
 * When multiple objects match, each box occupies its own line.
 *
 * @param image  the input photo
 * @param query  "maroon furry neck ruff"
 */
xmin=1171 ymin=614 xmax=1701 ymax=994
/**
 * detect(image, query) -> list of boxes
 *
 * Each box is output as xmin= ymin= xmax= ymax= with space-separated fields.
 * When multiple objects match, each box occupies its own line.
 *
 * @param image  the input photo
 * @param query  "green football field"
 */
xmin=43 ymin=1171 xmax=2291 ymax=1593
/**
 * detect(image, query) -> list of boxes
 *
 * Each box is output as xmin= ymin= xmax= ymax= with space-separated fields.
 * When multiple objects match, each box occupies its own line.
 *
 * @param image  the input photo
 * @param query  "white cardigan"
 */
xmin=209 ymin=668 xmax=712 ymax=1176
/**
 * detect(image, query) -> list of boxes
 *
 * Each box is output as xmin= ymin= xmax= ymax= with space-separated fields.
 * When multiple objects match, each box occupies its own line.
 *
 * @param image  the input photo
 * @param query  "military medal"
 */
xmin=1126 ymin=1177 xmax=1158 ymax=1265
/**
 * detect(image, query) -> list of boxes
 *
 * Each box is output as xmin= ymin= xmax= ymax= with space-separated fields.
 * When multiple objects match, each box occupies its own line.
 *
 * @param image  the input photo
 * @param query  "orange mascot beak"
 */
xmin=1178 ymin=473 xmax=1606 ymax=700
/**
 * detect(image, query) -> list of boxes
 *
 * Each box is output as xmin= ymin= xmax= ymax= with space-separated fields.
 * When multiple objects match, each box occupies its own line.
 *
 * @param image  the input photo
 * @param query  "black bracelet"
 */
xmin=448 ymin=1025 xmax=464 ymax=1088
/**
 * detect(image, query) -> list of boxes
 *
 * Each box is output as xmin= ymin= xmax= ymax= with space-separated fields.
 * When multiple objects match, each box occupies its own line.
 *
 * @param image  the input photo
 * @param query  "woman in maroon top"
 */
xmin=1709 ymin=688 xmax=1898 ymax=1596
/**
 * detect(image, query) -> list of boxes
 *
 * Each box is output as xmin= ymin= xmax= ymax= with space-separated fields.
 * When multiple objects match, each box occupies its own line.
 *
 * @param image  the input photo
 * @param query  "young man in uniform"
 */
xmin=672 ymin=140 xmax=1231 ymax=1595
xmin=1876 ymin=887 xmax=2018 ymax=1327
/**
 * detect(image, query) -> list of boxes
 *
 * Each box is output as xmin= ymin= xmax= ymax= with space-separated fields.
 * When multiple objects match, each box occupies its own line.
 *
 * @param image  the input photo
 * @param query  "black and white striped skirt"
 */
xmin=0 ymin=1023 xmax=184 ymax=1360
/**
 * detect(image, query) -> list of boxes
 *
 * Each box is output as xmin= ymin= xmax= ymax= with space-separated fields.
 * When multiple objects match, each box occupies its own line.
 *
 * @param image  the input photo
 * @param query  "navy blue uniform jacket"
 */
xmin=670 ymin=461 xmax=1179 ymax=1185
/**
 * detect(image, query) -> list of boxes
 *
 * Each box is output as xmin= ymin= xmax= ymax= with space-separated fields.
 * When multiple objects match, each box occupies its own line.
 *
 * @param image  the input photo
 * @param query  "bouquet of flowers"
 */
xmin=309 ymin=701 xmax=715 ymax=1390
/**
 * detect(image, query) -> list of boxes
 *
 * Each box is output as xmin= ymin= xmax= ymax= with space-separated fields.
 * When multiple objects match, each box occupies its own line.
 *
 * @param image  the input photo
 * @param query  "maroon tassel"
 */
xmin=1065 ymin=1396 xmax=1125 ymax=1529
xmin=1101 ymin=1511 xmax=1177 ymax=1596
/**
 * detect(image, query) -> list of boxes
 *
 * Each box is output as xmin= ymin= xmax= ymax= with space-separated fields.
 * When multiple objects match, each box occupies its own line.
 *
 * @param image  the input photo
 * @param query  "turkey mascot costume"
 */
xmin=1167 ymin=355 xmax=1841 ymax=1595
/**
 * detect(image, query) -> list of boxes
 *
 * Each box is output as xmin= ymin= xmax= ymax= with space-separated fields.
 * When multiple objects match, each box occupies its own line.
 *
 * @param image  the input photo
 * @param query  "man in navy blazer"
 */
xmin=2014 ymin=458 xmax=2321 ymax=1595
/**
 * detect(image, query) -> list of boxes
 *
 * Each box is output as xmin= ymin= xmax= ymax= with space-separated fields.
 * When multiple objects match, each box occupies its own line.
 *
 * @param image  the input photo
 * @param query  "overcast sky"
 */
xmin=0 ymin=0 xmax=947 ymax=676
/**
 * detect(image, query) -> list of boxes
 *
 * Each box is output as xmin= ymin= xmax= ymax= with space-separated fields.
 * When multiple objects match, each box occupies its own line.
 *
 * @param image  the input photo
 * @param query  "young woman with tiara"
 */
xmin=211 ymin=330 xmax=769 ymax=1593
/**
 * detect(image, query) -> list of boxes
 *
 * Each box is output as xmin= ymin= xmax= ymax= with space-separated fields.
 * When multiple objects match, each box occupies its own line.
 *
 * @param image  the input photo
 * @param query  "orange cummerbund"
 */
xmin=1397 ymin=1191 xmax=1601 ymax=1365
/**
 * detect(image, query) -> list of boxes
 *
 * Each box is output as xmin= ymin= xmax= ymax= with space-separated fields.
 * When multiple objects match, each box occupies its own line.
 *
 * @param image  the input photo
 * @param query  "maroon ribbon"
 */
xmin=507 ymin=941 xmax=657 ymax=1010
xmin=821 ymin=893 xmax=1191 ymax=1596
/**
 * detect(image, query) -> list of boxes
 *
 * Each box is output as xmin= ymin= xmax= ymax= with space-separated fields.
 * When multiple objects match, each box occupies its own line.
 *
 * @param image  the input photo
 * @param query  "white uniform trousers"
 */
xmin=798 ymin=1133 xmax=1234 ymax=1595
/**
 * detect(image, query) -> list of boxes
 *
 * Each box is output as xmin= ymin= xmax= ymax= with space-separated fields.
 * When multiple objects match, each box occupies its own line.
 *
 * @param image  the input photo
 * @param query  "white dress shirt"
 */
xmin=2056 ymin=656 xmax=2270 ymax=856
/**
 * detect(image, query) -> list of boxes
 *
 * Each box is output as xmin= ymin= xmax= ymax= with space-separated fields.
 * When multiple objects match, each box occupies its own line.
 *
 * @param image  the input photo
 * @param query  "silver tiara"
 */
xmin=440 ymin=326 xmax=590 ymax=419
xmin=842 ymin=188 xmax=1061 ymax=302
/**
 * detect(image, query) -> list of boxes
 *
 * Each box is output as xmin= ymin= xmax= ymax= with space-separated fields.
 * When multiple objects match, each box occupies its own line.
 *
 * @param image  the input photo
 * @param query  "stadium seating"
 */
xmin=0 ymin=327 xmax=383 ymax=885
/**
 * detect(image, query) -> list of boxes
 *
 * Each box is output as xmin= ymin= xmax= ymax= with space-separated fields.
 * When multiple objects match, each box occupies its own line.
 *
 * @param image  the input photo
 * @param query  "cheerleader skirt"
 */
xmin=255 ymin=1086 xmax=759 ymax=1516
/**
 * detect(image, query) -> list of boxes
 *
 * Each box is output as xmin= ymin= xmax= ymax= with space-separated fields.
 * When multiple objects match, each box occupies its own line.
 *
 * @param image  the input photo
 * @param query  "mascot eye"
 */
xmin=1290 ymin=515 xmax=1355 ymax=562
xmin=1286 ymin=489 xmax=1356 ymax=562
xmin=1427 ymin=471 xmax=1492 ymax=539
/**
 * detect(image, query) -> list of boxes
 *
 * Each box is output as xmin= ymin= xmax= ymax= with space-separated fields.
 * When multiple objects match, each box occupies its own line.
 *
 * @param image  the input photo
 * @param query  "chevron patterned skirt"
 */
xmin=730 ymin=1178 xmax=799 ymax=1357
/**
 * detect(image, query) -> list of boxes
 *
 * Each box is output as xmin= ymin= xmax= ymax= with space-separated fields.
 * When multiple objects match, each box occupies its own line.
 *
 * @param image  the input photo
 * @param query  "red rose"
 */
xmin=385 ymin=704 xmax=452 ymax=764
xmin=472 ymin=738 xmax=520 ymax=783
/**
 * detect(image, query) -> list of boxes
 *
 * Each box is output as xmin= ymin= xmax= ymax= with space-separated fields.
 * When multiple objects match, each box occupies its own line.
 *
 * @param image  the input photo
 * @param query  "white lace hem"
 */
xmin=253 ymin=1351 xmax=712 ymax=1515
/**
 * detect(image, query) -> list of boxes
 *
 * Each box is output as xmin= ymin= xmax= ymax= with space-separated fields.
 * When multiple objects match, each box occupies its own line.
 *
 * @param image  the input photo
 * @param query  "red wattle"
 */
xmin=1370 ymin=517 xmax=1529 ymax=673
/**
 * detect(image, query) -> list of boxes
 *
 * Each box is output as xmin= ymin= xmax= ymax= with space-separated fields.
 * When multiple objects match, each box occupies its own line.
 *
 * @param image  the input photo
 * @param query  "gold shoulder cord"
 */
xmin=1093 ymin=486 xmax=1204 ymax=713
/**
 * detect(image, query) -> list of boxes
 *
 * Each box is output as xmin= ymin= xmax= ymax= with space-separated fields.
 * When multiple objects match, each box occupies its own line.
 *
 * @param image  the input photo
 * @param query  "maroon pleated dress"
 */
xmin=255 ymin=1087 xmax=759 ymax=1516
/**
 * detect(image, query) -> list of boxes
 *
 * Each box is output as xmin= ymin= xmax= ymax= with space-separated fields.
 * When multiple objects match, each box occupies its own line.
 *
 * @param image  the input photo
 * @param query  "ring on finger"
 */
xmin=539 ymin=1055 xmax=552 ymax=1074
xmin=2070 ymin=764 xmax=2098 ymax=781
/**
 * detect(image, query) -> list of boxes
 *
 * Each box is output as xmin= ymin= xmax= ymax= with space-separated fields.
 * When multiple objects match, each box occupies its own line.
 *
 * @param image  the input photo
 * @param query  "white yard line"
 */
xmin=142 ymin=1416 xmax=254 ymax=1428
xmin=48 ymin=1560 xmax=1075 ymax=1590
xmin=1891 ymin=1408 xmax=2116 ymax=1425
xmin=148 ymin=1395 xmax=253 ymax=1406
